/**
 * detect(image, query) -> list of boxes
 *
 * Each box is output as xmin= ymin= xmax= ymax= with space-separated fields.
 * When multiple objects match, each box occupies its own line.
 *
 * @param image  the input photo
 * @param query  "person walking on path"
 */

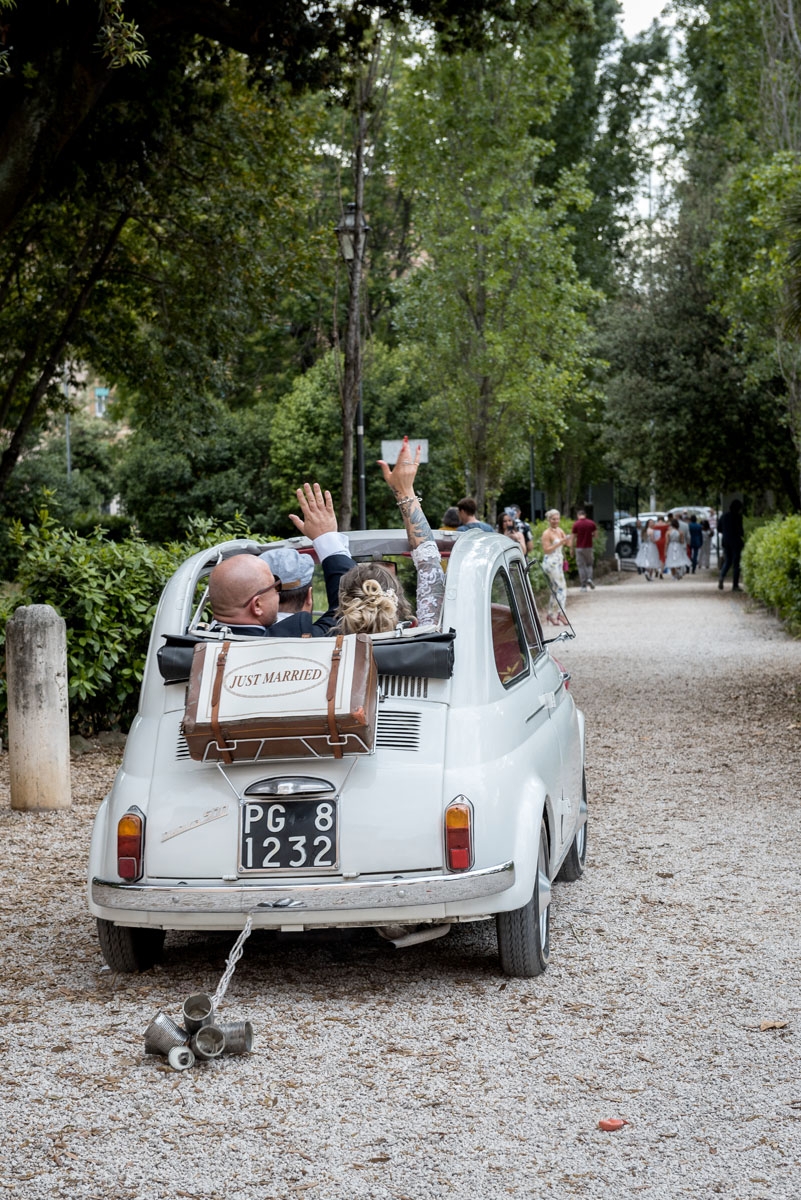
xmin=651 ymin=515 xmax=669 ymax=574
xmin=718 ymin=499 xmax=745 ymax=591
xmin=635 ymin=519 xmax=661 ymax=580
xmin=698 ymin=518 xmax=713 ymax=569
xmin=572 ymin=507 xmax=598 ymax=592
xmin=688 ymin=515 xmax=704 ymax=573
xmin=665 ymin=518 xmax=688 ymax=578
xmin=541 ymin=509 xmax=570 ymax=625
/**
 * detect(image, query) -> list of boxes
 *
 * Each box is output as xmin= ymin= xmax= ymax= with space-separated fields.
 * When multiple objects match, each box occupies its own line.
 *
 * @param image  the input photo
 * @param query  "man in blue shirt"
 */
xmin=457 ymin=496 xmax=493 ymax=532
xmin=687 ymin=515 xmax=703 ymax=574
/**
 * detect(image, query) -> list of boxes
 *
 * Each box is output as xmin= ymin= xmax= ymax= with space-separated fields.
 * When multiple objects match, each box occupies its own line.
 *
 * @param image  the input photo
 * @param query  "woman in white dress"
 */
xmin=635 ymin=519 xmax=661 ymax=580
xmin=664 ymin=518 xmax=688 ymax=578
xmin=541 ymin=509 xmax=570 ymax=625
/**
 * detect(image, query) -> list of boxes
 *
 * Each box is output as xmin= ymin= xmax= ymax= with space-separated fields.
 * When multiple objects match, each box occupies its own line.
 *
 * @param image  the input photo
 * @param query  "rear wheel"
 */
xmin=97 ymin=919 xmax=165 ymax=973
xmin=496 ymin=818 xmax=551 ymax=978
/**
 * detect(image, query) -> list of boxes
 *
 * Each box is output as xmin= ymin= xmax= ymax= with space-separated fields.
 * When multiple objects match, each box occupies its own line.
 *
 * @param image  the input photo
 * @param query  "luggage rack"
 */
xmin=194 ymin=730 xmax=375 ymax=764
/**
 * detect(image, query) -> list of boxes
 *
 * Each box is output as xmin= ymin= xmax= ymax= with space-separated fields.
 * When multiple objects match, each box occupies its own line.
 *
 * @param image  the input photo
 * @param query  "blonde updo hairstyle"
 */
xmin=336 ymin=563 xmax=413 ymax=635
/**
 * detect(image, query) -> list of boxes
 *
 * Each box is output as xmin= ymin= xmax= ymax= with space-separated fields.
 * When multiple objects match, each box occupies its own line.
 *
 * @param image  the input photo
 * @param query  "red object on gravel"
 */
xmin=598 ymin=1118 xmax=629 ymax=1132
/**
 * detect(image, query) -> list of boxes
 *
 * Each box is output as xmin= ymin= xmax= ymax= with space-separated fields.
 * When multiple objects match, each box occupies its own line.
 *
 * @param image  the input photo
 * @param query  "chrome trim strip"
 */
xmin=91 ymin=860 xmax=515 ymax=914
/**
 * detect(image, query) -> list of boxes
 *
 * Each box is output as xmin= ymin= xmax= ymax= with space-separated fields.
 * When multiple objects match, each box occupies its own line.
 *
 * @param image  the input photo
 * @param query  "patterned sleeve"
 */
xmin=411 ymin=540 xmax=446 ymax=628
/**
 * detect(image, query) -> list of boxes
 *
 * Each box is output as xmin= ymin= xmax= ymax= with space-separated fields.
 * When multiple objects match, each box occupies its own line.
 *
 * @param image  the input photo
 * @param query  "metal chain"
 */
xmin=211 ymin=914 xmax=253 ymax=1009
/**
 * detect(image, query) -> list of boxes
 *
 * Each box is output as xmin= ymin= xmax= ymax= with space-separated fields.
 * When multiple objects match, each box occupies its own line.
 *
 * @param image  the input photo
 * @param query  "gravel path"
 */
xmin=1 ymin=573 xmax=800 ymax=1200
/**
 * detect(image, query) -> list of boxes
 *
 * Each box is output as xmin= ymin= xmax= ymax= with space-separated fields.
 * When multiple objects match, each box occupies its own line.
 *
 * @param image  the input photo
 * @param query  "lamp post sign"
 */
xmin=380 ymin=439 xmax=429 ymax=465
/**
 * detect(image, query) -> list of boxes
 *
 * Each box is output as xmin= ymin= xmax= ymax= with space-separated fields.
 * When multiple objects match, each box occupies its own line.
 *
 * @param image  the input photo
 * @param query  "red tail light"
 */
xmin=445 ymin=799 xmax=473 ymax=871
xmin=117 ymin=810 xmax=144 ymax=880
xmin=553 ymin=656 xmax=570 ymax=689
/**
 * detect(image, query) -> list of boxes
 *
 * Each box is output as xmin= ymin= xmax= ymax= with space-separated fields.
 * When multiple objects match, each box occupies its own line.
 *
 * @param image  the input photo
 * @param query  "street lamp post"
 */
xmin=62 ymin=371 xmax=72 ymax=484
xmin=335 ymin=201 xmax=369 ymax=530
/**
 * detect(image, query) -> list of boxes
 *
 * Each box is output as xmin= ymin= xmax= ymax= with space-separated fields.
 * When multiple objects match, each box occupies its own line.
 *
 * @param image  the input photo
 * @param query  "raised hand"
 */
xmin=377 ymin=435 xmax=421 ymax=500
xmin=288 ymin=482 xmax=338 ymax=540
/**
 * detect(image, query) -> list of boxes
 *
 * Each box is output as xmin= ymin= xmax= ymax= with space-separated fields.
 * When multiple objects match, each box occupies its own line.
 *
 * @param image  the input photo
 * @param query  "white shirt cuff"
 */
xmin=313 ymin=531 xmax=350 ymax=562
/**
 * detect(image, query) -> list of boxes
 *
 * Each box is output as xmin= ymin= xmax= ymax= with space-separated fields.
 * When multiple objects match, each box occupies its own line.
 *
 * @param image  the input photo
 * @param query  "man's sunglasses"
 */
xmin=243 ymin=577 xmax=282 ymax=606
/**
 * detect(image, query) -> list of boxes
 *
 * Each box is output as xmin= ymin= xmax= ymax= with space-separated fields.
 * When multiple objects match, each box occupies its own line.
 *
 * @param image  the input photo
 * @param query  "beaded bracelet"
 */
xmin=396 ymin=493 xmax=422 ymax=509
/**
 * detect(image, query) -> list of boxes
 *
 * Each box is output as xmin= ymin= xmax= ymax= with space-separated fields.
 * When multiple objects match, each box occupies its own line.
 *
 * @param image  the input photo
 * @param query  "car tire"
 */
xmin=496 ymin=817 xmax=550 ymax=978
xmin=96 ymin=919 xmax=165 ymax=973
xmin=557 ymin=775 xmax=588 ymax=883
xmin=617 ymin=541 xmax=633 ymax=558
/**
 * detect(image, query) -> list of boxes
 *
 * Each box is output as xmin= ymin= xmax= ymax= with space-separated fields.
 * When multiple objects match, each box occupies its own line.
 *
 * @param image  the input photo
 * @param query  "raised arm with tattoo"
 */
xmin=377 ymin=436 xmax=445 ymax=627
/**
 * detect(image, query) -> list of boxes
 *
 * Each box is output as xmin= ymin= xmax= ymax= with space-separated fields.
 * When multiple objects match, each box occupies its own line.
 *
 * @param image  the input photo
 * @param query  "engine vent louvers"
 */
xmin=375 ymin=709 xmax=422 ymax=752
xmin=378 ymin=674 xmax=428 ymax=699
xmin=176 ymin=733 xmax=191 ymax=760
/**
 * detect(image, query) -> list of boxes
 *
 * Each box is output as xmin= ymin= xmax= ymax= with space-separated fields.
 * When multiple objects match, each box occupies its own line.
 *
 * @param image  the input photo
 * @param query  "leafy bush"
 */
xmin=742 ymin=514 xmax=801 ymax=631
xmin=0 ymin=507 xmax=257 ymax=735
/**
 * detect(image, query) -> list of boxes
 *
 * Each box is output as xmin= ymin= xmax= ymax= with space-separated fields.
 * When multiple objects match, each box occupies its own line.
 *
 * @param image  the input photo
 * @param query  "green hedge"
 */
xmin=742 ymin=514 xmax=801 ymax=631
xmin=0 ymin=507 xmax=258 ymax=735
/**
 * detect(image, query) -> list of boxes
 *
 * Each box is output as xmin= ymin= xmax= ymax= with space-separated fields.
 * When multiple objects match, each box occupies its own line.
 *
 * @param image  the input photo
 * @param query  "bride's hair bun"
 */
xmin=337 ymin=564 xmax=412 ymax=634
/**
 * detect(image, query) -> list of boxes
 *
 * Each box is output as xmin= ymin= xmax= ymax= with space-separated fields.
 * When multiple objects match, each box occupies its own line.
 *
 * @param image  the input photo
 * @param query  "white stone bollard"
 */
xmin=6 ymin=604 xmax=71 ymax=811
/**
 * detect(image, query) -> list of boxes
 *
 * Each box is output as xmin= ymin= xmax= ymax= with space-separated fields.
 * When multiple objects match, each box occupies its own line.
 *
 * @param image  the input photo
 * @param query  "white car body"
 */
xmin=88 ymin=529 xmax=586 ymax=976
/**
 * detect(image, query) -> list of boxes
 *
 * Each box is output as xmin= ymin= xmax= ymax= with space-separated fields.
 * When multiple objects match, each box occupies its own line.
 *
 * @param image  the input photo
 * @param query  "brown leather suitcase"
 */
xmin=182 ymin=633 xmax=377 ymax=762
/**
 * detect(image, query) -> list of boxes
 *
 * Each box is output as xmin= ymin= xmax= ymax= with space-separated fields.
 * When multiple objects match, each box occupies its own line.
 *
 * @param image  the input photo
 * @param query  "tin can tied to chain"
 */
xmin=182 ymin=992 xmax=215 ymax=1033
xmin=144 ymin=1012 xmax=190 ymax=1056
xmin=191 ymin=1025 xmax=225 ymax=1061
xmin=217 ymin=1020 xmax=254 ymax=1055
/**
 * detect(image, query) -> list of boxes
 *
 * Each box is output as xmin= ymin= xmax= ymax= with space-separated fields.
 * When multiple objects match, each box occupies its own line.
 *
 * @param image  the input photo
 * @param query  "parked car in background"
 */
xmin=667 ymin=506 xmax=716 ymax=527
xmin=88 ymin=528 xmax=587 ymax=980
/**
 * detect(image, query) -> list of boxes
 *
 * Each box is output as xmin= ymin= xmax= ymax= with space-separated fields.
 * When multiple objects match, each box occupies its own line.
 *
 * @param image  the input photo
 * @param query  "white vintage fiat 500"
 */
xmin=87 ymin=528 xmax=586 ymax=978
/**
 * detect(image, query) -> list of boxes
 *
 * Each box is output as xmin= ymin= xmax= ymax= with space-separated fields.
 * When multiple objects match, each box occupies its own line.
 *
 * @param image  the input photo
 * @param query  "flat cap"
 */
xmin=259 ymin=546 xmax=314 ymax=591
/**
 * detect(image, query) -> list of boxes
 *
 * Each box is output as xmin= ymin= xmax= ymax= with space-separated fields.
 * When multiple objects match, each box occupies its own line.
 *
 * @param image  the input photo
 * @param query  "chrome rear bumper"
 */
xmin=91 ymin=860 xmax=515 ymax=915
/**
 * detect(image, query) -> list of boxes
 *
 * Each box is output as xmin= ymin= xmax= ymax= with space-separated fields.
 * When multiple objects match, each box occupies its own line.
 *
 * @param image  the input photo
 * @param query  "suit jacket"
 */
xmin=212 ymin=552 xmax=355 ymax=639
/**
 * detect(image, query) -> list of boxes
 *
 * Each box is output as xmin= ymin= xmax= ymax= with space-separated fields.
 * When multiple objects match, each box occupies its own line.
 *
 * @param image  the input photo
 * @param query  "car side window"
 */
xmin=509 ymin=561 xmax=544 ymax=653
xmin=490 ymin=570 xmax=530 ymax=687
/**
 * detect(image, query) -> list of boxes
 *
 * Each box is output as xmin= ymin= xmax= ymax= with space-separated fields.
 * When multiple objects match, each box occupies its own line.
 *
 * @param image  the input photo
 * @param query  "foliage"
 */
xmin=742 ymin=514 xmax=801 ymax=631
xmin=673 ymin=0 xmax=801 ymax=498
xmin=535 ymin=0 xmax=669 ymax=289
xmin=115 ymin=398 xmax=276 ymax=543
xmin=269 ymin=342 xmax=461 ymax=529
xmin=392 ymin=21 xmax=600 ymax=512
xmin=1 ymin=414 xmax=120 ymax=523
xmin=0 ymin=57 xmax=336 ymax=503
xmin=0 ymin=506 xmax=255 ymax=734
xmin=599 ymin=182 xmax=800 ymax=508
xmin=0 ymin=0 xmax=589 ymax=238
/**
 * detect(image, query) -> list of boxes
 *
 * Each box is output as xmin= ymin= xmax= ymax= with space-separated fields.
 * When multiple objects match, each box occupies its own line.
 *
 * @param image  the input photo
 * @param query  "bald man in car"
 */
xmin=208 ymin=482 xmax=355 ymax=638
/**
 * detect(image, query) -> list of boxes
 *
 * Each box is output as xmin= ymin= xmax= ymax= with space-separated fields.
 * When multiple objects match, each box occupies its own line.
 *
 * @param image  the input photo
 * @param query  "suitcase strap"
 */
xmin=210 ymin=640 xmax=234 ymax=764
xmin=326 ymin=634 xmax=345 ymax=759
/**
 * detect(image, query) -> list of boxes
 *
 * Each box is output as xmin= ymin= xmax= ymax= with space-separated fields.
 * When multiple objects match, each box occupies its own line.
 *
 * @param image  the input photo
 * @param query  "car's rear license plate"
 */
xmin=239 ymin=798 xmax=338 ymax=873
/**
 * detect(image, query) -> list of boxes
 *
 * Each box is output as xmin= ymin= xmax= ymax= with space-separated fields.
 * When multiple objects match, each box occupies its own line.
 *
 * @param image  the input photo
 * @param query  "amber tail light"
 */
xmin=445 ymin=798 xmax=473 ymax=872
xmin=117 ymin=809 xmax=144 ymax=881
